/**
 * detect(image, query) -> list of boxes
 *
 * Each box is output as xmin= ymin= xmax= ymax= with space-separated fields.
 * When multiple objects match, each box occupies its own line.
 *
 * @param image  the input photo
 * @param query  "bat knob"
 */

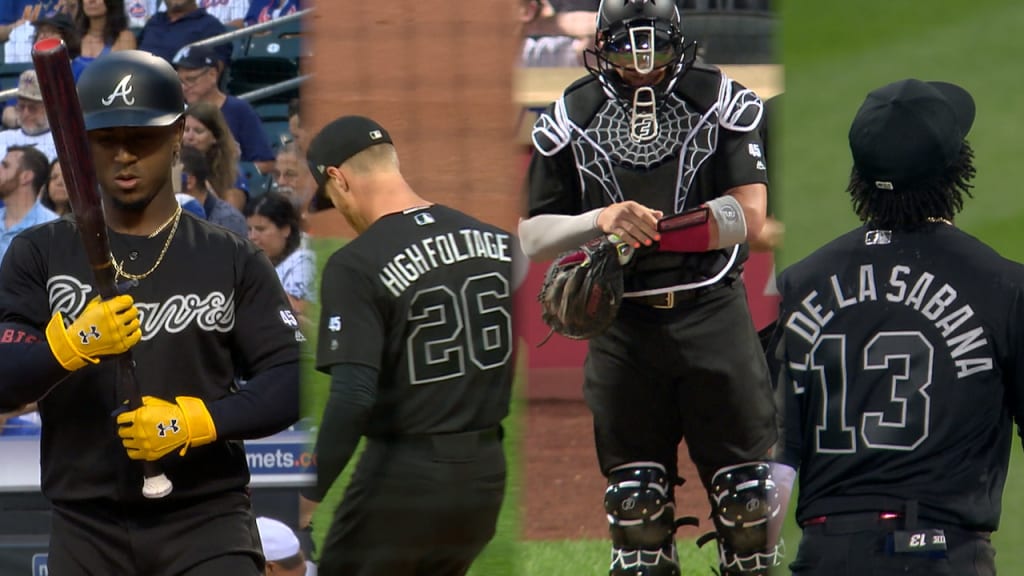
xmin=142 ymin=473 xmax=173 ymax=499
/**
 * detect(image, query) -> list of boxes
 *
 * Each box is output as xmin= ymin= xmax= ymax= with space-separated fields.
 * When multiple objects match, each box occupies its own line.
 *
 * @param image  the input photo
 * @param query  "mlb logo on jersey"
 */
xmin=414 ymin=212 xmax=435 ymax=226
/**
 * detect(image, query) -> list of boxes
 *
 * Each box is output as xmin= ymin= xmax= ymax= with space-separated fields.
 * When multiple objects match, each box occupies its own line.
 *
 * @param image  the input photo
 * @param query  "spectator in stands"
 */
xmin=245 ymin=191 xmax=314 ymax=323
xmin=124 ymin=0 xmax=157 ymax=29
xmin=32 ymin=12 xmax=85 ymax=79
xmin=179 ymin=144 xmax=248 ymax=236
xmin=0 ymin=71 xmax=57 ymax=162
xmin=39 ymin=158 xmax=70 ymax=216
xmin=245 ymin=0 xmax=300 ymax=27
xmin=184 ymin=101 xmax=249 ymax=211
xmin=519 ymin=0 xmax=598 ymax=67
xmin=200 ymin=0 xmax=249 ymax=29
xmin=137 ymin=0 xmax=230 ymax=63
xmin=256 ymin=516 xmax=318 ymax=576
xmin=0 ymin=145 xmax=57 ymax=262
xmin=286 ymin=97 xmax=308 ymax=153
xmin=74 ymin=0 xmax=137 ymax=70
xmin=272 ymin=141 xmax=314 ymax=215
xmin=174 ymin=44 xmax=277 ymax=174
xmin=1 ymin=4 xmax=41 ymax=62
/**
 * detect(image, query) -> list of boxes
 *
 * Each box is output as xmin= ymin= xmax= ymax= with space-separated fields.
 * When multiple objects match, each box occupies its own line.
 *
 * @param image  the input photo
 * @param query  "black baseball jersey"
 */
xmin=0 ymin=213 xmax=301 ymax=502
xmin=316 ymin=205 xmax=515 ymax=437
xmin=527 ymin=64 xmax=767 ymax=292
xmin=777 ymin=223 xmax=1024 ymax=531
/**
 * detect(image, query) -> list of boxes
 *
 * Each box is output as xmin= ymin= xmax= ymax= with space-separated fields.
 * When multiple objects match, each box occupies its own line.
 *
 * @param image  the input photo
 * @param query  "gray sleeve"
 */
xmin=517 ymin=208 xmax=604 ymax=261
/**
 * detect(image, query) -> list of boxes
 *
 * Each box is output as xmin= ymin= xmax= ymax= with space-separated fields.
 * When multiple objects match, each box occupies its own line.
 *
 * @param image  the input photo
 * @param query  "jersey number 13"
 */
xmin=796 ymin=331 xmax=934 ymax=453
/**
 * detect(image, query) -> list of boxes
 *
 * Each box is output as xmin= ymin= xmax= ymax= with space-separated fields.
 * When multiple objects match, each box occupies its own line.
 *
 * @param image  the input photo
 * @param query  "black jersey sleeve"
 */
xmin=308 ymin=362 xmax=378 ymax=502
xmin=1005 ymin=284 xmax=1024 ymax=442
xmin=315 ymin=251 xmax=385 ymax=373
xmin=232 ymin=246 xmax=303 ymax=377
xmin=0 ymin=235 xmax=53 ymax=329
xmin=714 ymin=119 xmax=769 ymax=193
xmin=527 ymin=103 xmax=584 ymax=217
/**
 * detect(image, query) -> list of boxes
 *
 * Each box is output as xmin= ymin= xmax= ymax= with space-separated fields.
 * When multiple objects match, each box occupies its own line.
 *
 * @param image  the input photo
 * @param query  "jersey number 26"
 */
xmin=406 ymin=272 xmax=512 ymax=384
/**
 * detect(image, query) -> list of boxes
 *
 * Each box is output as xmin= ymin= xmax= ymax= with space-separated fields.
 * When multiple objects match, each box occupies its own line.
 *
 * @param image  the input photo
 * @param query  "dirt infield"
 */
xmin=524 ymin=398 xmax=712 ymax=541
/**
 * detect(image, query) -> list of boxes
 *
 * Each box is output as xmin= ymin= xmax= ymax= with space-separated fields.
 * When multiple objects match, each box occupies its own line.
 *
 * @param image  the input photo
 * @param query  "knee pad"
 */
xmin=703 ymin=461 xmax=784 ymax=575
xmin=604 ymin=462 xmax=677 ymax=549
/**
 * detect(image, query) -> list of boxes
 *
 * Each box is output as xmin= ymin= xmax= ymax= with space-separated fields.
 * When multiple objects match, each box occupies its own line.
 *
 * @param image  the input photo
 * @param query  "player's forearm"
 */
xmin=518 ymin=208 xmax=604 ymax=261
xmin=309 ymin=363 xmax=378 ymax=501
xmin=657 ymin=185 xmax=766 ymax=253
xmin=205 ymin=362 xmax=300 ymax=440
xmin=0 ymin=341 xmax=69 ymax=412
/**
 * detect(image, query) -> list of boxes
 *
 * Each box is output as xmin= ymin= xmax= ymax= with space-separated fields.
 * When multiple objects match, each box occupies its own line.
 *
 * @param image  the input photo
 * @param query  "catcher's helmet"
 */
xmin=78 ymin=50 xmax=185 ymax=131
xmin=586 ymin=0 xmax=694 ymax=100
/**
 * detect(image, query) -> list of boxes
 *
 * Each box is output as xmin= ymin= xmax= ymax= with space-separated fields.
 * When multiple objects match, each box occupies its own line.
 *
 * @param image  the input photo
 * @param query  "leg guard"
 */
xmin=702 ymin=462 xmax=784 ymax=576
xmin=604 ymin=462 xmax=681 ymax=576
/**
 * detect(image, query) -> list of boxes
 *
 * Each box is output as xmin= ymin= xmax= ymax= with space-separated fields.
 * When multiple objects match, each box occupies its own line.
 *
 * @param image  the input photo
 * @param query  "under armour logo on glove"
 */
xmin=78 ymin=326 xmax=101 ymax=344
xmin=156 ymin=419 xmax=181 ymax=437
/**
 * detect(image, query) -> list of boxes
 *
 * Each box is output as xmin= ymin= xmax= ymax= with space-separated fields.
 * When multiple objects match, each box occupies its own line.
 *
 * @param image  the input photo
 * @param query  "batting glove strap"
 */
xmin=116 ymin=396 xmax=218 ymax=461
xmin=175 ymin=396 xmax=217 ymax=453
xmin=45 ymin=311 xmax=98 ymax=371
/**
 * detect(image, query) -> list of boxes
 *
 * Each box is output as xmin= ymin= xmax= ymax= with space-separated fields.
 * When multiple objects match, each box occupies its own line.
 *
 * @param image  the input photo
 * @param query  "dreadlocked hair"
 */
xmin=849 ymin=141 xmax=976 ymax=231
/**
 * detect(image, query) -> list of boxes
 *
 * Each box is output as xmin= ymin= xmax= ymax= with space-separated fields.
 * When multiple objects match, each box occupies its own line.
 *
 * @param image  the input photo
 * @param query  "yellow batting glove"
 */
xmin=116 ymin=396 xmax=217 ymax=461
xmin=46 ymin=295 xmax=141 ymax=371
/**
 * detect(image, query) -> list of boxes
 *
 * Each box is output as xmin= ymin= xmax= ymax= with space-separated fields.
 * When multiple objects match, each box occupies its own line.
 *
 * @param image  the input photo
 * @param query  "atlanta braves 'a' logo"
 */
xmin=101 ymin=74 xmax=136 ymax=106
xmin=156 ymin=419 xmax=180 ymax=437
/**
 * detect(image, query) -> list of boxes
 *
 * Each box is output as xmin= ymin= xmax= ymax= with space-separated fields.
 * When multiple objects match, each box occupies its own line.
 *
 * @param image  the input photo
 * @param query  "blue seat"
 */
xmin=239 ymin=161 xmax=271 ymax=199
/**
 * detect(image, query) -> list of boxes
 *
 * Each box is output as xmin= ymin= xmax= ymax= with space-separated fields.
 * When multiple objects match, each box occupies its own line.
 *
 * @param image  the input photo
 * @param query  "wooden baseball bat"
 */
xmin=31 ymin=38 xmax=172 ymax=499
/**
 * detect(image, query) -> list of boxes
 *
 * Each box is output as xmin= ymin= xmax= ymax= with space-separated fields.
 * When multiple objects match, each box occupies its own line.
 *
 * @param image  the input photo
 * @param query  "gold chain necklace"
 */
xmin=111 ymin=204 xmax=182 ymax=282
xmin=926 ymin=217 xmax=953 ymax=225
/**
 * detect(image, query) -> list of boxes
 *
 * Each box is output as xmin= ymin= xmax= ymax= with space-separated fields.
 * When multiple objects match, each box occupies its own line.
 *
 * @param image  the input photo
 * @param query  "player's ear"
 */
xmin=325 ymin=166 xmax=348 ymax=194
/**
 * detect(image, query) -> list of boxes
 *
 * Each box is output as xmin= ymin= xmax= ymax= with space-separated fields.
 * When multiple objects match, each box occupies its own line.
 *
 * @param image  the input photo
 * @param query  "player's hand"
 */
xmin=46 ymin=295 xmax=142 ymax=371
xmin=596 ymin=201 xmax=663 ymax=249
xmin=299 ymin=493 xmax=319 ymax=530
xmin=749 ymin=216 xmax=785 ymax=252
xmin=116 ymin=396 xmax=217 ymax=461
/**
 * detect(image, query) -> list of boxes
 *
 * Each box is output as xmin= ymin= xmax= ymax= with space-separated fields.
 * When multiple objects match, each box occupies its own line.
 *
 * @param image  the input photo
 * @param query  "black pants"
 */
xmin=48 ymin=490 xmax=263 ymax=576
xmin=790 ymin=513 xmax=996 ymax=576
xmin=583 ymin=280 xmax=778 ymax=489
xmin=319 ymin=429 xmax=506 ymax=576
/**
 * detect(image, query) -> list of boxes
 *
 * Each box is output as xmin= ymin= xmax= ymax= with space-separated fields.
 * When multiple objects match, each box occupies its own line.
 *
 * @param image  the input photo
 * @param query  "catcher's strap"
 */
xmin=537 ymin=234 xmax=634 ymax=345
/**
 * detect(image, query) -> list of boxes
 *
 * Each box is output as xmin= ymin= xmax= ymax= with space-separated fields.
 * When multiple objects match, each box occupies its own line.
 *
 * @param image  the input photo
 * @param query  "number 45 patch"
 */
xmin=279 ymin=310 xmax=298 ymax=327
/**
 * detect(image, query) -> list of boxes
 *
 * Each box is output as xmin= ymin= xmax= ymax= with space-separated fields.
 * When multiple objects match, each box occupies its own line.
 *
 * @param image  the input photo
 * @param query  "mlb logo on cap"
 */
xmin=370 ymin=130 xmax=383 ymax=140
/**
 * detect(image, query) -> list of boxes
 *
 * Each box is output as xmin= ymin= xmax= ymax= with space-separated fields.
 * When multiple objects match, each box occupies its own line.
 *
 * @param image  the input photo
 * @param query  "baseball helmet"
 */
xmin=77 ymin=50 xmax=185 ymax=131
xmin=585 ymin=0 xmax=694 ymax=99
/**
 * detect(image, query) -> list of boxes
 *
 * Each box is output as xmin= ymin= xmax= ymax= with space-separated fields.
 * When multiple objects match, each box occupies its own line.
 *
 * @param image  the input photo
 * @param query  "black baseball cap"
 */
xmin=171 ymin=44 xmax=221 ymax=70
xmin=32 ymin=12 xmax=75 ymax=33
xmin=849 ymin=79 xmax=975 ymax=190
xmin=306 ymin=115 xmax=394 ymax=212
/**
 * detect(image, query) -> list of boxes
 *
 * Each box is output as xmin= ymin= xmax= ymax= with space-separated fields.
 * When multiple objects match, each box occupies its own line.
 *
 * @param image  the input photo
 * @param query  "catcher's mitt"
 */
xmin=538 ymin=234 xmax=635 ymax=344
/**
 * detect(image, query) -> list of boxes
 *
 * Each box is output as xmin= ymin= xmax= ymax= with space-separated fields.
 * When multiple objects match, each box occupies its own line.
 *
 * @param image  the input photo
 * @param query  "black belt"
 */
xmin=372 ymin=426 xmax=503 ymax=448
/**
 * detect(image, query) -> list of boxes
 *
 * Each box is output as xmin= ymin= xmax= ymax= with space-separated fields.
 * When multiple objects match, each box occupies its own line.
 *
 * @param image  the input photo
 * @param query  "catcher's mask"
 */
xmin=584 ymin=0 xmax=696 ymax=143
